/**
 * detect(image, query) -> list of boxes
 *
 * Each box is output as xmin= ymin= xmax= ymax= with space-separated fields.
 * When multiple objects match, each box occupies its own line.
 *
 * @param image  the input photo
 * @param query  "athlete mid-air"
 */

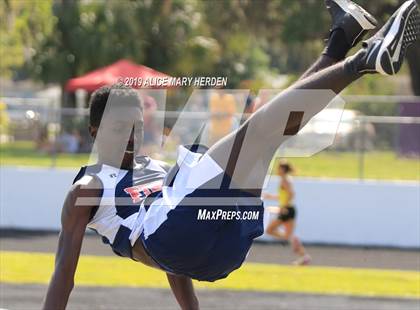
xmin=43 ymin=1 xmax=420 ymax=309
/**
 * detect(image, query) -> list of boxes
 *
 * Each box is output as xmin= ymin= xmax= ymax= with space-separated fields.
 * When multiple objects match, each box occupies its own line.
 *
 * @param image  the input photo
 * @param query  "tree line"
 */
xmin=1 ymin=0 xmax=419 ymax=97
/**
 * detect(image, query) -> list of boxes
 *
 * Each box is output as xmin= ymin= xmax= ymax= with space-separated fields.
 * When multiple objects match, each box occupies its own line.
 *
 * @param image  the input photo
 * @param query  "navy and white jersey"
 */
xmin=139 ymin=145 xmax=265 ymax=282
xmin=73 ymin=156 xmax=169 ymax=257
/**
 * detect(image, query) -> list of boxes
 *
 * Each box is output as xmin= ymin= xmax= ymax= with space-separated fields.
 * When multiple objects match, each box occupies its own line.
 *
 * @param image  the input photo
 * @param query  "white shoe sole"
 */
xmin=332 ymin=0 xmax=377 ymax=30
xmin=376 ymin=0 xmax=418 ymax=75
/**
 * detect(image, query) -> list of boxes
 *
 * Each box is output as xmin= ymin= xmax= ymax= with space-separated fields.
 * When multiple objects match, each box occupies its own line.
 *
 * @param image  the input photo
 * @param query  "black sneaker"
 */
xmin=326 ymin=0 xmax=378 ymax=47
xmin=348 ymin=0 xmax=420 ymax=75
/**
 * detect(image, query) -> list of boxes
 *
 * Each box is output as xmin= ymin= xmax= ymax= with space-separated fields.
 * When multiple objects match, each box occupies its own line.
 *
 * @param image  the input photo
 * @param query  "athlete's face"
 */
xmin=278 ymin=166 xmax=286 ymax=177
xmin=90 ymin=105 xmax=144 ymax=169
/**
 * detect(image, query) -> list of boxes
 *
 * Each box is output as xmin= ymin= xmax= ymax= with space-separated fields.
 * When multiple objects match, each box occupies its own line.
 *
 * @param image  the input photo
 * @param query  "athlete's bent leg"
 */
xmin=265 ymin=219 xmax=284 ymax=239
xmin=207 ymin=0 xmax=419 ymax=192
xmin=208 ymin=59 xmax=359 ymax=192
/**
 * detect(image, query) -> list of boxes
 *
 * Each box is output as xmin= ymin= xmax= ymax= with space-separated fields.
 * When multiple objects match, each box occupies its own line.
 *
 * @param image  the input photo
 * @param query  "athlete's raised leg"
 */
xmin=207 ymin=0 xmax=419 ymax=193
xmin=255 ymin=0 xmax=377 ymax=111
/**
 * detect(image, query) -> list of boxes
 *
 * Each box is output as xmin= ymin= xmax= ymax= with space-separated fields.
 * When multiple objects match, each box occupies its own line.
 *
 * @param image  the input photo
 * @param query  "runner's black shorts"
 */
xmin=277 ymin=206 xmax=296 ymax=221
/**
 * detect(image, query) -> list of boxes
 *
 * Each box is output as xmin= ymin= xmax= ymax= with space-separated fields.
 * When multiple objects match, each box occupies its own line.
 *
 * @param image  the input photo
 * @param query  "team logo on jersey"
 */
xmin=124 ymin=180 xmax=163 ymax=203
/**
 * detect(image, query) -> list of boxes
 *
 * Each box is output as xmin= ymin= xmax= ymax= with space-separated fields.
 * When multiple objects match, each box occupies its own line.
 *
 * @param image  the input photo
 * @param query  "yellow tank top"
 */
xmin=278 ymin=177 xmax=293 ymax=207
xmin=279 ymin=187 xmax=290 ymax=207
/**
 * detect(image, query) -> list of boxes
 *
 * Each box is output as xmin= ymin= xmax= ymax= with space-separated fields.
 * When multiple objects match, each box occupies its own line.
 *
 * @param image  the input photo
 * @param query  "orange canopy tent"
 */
xmin=65 ymin=59 xmax=171 ymax=92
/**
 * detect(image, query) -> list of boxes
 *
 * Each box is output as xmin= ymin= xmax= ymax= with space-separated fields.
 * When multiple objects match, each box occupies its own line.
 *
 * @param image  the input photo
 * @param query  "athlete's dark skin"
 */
xmin=42 ymin=53 xmax=338 ymax=310
xmin=42 ymin=105 xmax=199 ymax=310
xmin=42 ymin=50 xmax=342 ymax=310
xmin=41 ymin=0 xmax=414 ymax=305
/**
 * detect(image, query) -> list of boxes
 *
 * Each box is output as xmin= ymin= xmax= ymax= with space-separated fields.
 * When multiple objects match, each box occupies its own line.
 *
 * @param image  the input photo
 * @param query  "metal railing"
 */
xmin=1 ymin=96 xmax=419 ymax=181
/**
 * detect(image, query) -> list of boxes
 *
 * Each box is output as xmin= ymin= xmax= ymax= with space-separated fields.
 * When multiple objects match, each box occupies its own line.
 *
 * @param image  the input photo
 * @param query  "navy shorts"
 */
xmin=139 ymin=145 xmax=264 ymax=282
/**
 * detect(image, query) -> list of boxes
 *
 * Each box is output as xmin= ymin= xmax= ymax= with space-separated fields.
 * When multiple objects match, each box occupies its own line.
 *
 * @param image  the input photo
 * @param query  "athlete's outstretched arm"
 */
xmin=42 ymin=177 xmax=101 ymax=310
xmin=166 ymin=273 xmax=199 ymax=310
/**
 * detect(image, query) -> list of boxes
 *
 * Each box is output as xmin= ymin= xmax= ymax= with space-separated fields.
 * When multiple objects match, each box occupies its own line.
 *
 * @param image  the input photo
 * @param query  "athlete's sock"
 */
xmin=323 ymin=29 xmax=351 ymax=61
xmin=344 ymin=47 xmax=377 ymax=77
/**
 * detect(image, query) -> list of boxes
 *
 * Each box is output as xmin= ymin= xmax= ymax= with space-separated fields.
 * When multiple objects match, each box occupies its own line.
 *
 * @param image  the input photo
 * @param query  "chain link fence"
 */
xmin=1 ymin=95 xmax=419 ymax=181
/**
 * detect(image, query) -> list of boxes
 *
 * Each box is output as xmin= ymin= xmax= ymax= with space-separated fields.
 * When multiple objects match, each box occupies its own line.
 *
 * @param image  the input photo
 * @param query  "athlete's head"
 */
xmin=278 ymin=160 xmax=293 ymax=177
xmin=89 ymin=83 xmax=144 ymax=169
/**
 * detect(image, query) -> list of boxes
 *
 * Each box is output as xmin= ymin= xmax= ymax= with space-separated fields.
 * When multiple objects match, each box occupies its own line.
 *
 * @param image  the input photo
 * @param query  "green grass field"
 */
xmin=288 ymin=152 xmax=419 ymax=180
xmin=1 ymin=141 xmax=419 ymax=180
xmin=0 ymin=141 xmax=91 ymax=168
xmin=1 ymin=251 xmax=419 ymax=298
